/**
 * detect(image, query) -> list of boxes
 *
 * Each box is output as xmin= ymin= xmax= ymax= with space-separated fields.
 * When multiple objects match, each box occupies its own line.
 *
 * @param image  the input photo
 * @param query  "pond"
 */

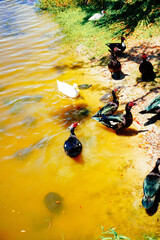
xmin=0 ymin=1 xmax=159 ymax=240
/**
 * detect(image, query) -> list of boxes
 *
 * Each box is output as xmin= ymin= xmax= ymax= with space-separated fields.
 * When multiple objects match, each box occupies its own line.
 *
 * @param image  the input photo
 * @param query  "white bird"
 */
xmin=57 ymin=80 xmax=79 ymax=98
xmin=88 ymin=10 xmax=106 ymax=25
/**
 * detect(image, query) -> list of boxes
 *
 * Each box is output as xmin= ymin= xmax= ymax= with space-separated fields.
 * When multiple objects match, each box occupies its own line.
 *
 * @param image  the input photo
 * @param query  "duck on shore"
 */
xmin=139 ymin=94 xmax=160 ymax=115
xmin=92 ymin=101 xmax=136 ymax=133
xmin=92 ymin=89 xmax=119 ymax=117
xmin=64 ymin=122 xmax=82 ymax=158
xmin=139 ymin=54 xmax=156 ymax=81
xmin=108 ymin=47 xmax=122 ymax=79
xmin=106 ymin=37 xmax=126 ymax=56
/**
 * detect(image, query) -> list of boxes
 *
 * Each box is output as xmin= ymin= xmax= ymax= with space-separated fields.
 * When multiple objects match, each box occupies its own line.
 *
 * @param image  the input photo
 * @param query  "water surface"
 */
xmin=0 ymin=1 xmax=159 ymax=240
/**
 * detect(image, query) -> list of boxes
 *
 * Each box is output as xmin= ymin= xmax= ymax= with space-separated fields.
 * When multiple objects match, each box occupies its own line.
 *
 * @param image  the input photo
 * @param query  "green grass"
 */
xmin=53 ymin=7 xmax=114 ymax=57
xmin=36 ymin=2 xmax=160 ymax=58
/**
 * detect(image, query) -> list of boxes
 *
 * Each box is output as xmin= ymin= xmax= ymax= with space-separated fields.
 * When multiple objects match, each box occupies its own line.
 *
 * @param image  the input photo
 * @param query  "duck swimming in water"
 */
xmin=92 ymin=89 xmax=119 ymax=118
xmin=92 ymin=101 xmax=136 ymax=133
xmin=64 ymin=122 xmax=82 ymax=158
xmin=142 ymin=158 xmax=160 ymax=209
xmin=57 ymin=80 xmax=79 ymax=98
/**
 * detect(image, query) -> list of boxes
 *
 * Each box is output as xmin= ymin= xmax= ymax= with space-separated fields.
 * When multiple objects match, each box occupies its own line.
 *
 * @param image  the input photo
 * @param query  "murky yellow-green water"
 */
xmin=0 ymin=1 xmax=159 ymax=240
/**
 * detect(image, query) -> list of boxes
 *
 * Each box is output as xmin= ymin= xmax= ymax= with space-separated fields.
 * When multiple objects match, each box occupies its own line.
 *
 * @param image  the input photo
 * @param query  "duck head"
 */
xmin=70 ymin=122 xmax=79 ymax=135
xmin=71 ymin=122 xmax=79 ymax=129
xmin=125 ymin=101 xmax=137 ymax=110
xmin=121 ymin=36 xmax=126 ymax=42
xmin=101 ymin=10 xmax=106 ymax=14
xmin=142 ymin=54 xmax=148 ymax=60
xmin=113 ymin=88 xmax=118 ymax=93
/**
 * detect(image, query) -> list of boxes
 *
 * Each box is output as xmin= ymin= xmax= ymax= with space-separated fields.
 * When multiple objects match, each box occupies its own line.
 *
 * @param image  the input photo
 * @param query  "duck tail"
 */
xmin=92 ymin=112 xmax=100 ymax=118
xmin=106 ymin=44 xmax=111 ymax=50
xmin=139 ymin=110 xmax=147 ymax=114
xmin=156 ymin=158 xmax=160 ymax=166
xmin=91 ymin=116 xmax=100 ymax=121
xmin=142 ymin=195 xmax=156 ymax=209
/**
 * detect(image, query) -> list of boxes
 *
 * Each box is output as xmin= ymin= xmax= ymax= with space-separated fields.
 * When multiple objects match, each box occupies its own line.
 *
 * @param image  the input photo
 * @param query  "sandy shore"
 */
xmin=75 ymin=36 xmax=160 ymax=166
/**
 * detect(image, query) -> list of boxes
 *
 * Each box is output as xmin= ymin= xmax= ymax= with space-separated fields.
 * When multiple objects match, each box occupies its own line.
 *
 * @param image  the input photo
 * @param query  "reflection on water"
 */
xmin=0 ymin=1 xmax=159 ymax=240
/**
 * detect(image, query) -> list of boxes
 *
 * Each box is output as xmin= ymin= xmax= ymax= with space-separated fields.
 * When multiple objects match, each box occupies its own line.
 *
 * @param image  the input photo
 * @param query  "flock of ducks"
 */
xmin=57 ymin=31 xmax=159 ymax=212
xmin=63 ymin=93 xmax=160 ymax=212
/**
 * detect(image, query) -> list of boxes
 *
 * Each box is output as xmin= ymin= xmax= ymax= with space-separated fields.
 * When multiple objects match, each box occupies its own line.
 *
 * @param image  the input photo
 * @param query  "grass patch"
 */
xmin=52 ymin=7 xmax=114 ymax=57
xmin=36 ymin=3 xmax=160 ymax=59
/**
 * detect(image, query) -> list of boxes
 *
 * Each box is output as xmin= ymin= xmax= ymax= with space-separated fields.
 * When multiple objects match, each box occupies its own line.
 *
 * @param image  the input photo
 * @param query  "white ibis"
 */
xmin=88 ymin=10 xmax=106 ymax=25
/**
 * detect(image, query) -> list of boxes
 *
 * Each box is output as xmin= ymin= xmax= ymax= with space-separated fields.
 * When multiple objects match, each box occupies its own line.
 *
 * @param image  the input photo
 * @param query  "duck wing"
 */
xmin=143 ymin=174 xmax=160 ymax=198
xmin=101 ymin=114 xmax=125 ymax=129
xmin=93 ymin=102 xmax=118 ymax=117
xmin=106 ymin=113 xmax=124 ymax=123
xmin=140 ymin=95 xmax=160 ymax=114
xmin=145 ymin=95 xmax=160 ymax=113
xmin=64 ymin=136 xmax=82 ymax=158
xmin=106 ymin=43 xmax=122 ymax=51
xmin=91 ymin=116 xmax=111 ymax=128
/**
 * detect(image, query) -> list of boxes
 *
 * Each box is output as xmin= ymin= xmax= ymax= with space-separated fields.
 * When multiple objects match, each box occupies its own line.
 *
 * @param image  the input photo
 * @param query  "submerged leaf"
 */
xmin=4 ymin=95 xmax=43 ymax=106
xmin=33 ymin=137 xmax=49 ymax=149
xmin=53 ymin=104 xmax=90 ymax=126
xmin=10 ymin=102 xmax=23 ymax=114
xmin=44 ymin=192 xmax=63 ymax=213
xmin=14 ymin=145 xmax=34 ymax=160
xmin=22 ymin=116 xmax=36 ymax=127
xmin=14 ymin=137 xmax=49 ymax=160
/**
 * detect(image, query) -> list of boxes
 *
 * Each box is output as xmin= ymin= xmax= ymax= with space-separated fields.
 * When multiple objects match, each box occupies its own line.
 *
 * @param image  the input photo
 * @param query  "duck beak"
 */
xmin=133 ymin=102 xmax=137 ymax=106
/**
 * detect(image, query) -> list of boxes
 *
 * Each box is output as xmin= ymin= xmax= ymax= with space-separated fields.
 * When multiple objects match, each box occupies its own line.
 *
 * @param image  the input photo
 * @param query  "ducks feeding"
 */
xmin=92 ymin=89 xmax=119 ymax=117
xmin=106 ymin=37 xmax=126 ymax=56
xmin=139 ymin=54 xmax=156 ymax=81
xmin=64 ymin=122 xmax=82 ymax=158
xmin=142 ymin=158 xmax=160 ymax=209
xmin=88 ymin=10 xmax=106 ymax=25
xmin=57 ymin=80 xmax=79 ymax=98
xmin=92 ymin=102 xmax=136 ymax=133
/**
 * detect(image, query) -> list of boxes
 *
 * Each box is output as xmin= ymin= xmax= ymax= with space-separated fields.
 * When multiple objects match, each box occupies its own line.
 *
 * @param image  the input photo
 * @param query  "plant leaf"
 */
xmin=108 ymin=228 xmax=118 ymax=236
xmin=100 ymin=237 xmax=113 ymax=240
xmin=144 ymin=237 xmax=155 ymax=240
xmin=119 ymin=235 xmax=132 ymax=240
xmin=101 ymin=226 xmax=105 ymax=232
